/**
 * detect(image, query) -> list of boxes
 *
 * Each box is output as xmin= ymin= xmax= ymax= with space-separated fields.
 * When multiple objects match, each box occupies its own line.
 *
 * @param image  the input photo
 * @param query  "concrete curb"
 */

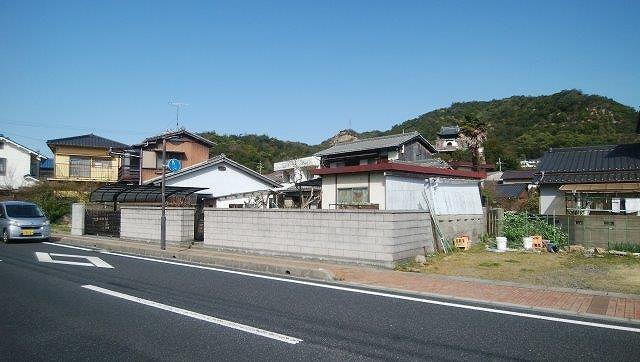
xmin=55 ymin=235 xmax=335 ymax=282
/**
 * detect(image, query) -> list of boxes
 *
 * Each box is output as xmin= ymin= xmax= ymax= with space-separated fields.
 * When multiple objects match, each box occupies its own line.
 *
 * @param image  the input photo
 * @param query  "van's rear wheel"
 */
xmin=1 ymin=230 xmax=9 ymax=244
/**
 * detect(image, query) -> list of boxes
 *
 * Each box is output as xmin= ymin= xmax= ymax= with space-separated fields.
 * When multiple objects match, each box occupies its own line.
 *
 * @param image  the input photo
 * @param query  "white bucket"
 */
xmin=496 ymin=237 xmax=507 ymax=252
xmin=523 ymin=236 xmax=533 ymax=250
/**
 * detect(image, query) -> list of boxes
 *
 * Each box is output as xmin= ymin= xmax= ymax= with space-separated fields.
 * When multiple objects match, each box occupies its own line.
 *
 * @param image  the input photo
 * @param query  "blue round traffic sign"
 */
xmin=167 ymin=158 xmax=182 ymax=172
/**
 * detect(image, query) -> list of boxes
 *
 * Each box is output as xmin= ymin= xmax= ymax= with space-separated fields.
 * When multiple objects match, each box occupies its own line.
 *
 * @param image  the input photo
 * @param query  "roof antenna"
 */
xmin=168 ymin=98 xmax=188 ymax=129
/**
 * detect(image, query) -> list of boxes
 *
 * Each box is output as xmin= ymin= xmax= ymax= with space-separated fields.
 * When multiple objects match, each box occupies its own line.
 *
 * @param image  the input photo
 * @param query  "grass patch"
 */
xmin=405 ymin=245 xmax=640 ymax=295
xmin=478 ymin=261 xmax=501 ymax=268
xmin=51 ymin=223 xmax=70 ymax=234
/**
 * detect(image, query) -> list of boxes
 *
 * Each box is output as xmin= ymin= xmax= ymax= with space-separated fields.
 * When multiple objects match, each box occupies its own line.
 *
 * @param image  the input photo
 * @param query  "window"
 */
xmin=0 ymin=158 xmax=6 ymax=175
xmin=69 ymin=156 xmax=91 ymax=178
xmin=92 ymin=158 xmax=111 ymax=168
xmin=337 ymin=187 xmax=369 ymax=205
xmin=0 ymin=141 xmax=4 ymax=149
xmin=5 ymin=204 xmax=44 ymax=218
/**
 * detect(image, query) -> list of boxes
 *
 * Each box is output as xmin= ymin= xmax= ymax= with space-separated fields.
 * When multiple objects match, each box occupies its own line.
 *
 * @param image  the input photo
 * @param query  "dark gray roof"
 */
xmin=495 ymin=183 xmax=528 ymax=198
xmin=501 ymin=170 xmax=534 ymax=181
xmin=47 ymin=134 xmax=128 ymax=149
xmin=535 ymin=143 xmax=640 ymax=184
xmin=437 ymin=126 xmax=460 ymax=137
xmin=315 ymin=131 xmax=435 ymax=157
xmin=134 ymin=129 xmax=215 ymax=147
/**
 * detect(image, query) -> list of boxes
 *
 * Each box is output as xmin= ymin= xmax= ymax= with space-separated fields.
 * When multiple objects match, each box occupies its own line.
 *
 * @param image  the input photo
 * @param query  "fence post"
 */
xmin=496 ymin=208 xmax=504 ymax=237
xmin=71 ymin=203 xmax=86 ymax=236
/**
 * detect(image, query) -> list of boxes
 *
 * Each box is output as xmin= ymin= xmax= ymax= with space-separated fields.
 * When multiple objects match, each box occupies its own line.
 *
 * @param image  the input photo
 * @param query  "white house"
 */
xmin=0 ymin=134 xmax=46 ymax=190
xmin=143 ymin=154 xmax=282 ymax=208
xmin=272 ymin=155 xmax=320 ymax=187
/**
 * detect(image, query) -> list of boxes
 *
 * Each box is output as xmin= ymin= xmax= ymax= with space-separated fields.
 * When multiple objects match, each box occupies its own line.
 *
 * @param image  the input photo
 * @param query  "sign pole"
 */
xmin=161 ymin=137 xmax=167 ymax=250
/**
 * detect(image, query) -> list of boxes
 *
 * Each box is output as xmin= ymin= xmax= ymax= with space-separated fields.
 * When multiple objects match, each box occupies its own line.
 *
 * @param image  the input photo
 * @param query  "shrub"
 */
xmin=502 ymin=212 xmax=568 ymax=247
xmin=6 ymin=182 xmax=88 ymax=223
xmin=609 ymin=243 xmax=640 ymax=253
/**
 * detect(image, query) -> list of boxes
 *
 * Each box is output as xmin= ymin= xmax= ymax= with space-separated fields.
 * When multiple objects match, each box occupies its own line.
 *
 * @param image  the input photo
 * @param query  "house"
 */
xmin=0 ymin=134 xmax=46 ymax=189
xmin=39 ymin=158 xmax=54 ymax=180
xmin=143 ymin=154 xmax=282 ymax=208
xmin=128 ymin=129 xmax=215 ymax=184
xmin=500 ymin=170 xmax=534 ymax=184
xmin=46 ymin=134 xmax=128 ymax=183
xmin=266 ymin=156 xmax=321 ymax=208
xmin=519 ymin=158 xmax=540 ymax=169
xmin=312 ymin=131 xmax=485 ymax=209
xmin=535 ymin=143 xmax=640 ymax=215
xmin=272 ymin=156 xmax=320 ymax=186
xmin=434 ymin=125 xmax=464 ymax=152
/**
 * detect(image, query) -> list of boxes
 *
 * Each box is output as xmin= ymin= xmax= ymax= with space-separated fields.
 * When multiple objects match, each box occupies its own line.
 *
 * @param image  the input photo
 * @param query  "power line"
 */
xmin=0 ymin=118 xmax=153 ymax=135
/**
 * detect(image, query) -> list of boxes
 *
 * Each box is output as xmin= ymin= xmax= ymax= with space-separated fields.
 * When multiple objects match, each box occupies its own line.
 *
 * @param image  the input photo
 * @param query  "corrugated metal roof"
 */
xmin=315 ymin=131 xmax=435 ymax=156
xmin=536 ymin=143 xmax=640 ymax=184
xmin=46 ymin=134 xmax=129 ymax=149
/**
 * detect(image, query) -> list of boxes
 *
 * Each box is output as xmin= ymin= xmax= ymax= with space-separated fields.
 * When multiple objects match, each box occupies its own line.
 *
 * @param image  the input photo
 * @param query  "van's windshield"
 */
xmin=5 ymin=204 xmax=45 ymax=218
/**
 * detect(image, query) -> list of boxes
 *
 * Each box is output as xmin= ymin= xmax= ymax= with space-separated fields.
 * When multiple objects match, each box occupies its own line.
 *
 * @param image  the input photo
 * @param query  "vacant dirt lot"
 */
xmin=399 ymin=244 xmax=640 ymax=295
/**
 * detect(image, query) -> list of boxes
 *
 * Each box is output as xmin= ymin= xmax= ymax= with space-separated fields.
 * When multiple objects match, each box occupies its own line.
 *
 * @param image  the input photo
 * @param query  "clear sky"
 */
xmin=1 ymin=0 xmax=638 ymax=156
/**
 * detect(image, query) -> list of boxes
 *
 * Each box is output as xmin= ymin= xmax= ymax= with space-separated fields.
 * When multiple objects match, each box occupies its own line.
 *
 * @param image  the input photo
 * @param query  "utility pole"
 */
xmin=161 ymin=137 xmax=167 ymax=250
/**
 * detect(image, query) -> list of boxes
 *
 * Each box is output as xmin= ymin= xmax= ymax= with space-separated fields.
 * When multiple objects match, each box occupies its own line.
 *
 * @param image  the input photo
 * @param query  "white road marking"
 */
xmin=101 ymin=250 xmax=640 ymax=334
xmin=82 ymin=284 xmax=302 ymax=345
xmin=43 ymin=242 xmax=92 ymax=251
xmin=35 ymin=252 xmax=114 ymax=269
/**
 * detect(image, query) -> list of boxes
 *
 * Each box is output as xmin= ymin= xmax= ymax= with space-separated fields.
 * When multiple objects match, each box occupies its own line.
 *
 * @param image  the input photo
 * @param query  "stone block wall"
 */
xmin=436 ymin=214 xmax=486 ymax=243
xmin=120 ymin=206 xmax=195 ymax=243
xmin=203 ymin=209 xmax=434 ymax=268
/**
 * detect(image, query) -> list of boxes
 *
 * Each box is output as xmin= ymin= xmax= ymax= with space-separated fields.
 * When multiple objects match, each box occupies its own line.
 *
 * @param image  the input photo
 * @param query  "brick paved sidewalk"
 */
xmin=56 ymin=234 xmax=640 ymax=322
xmin=327 ymin=266 xmax=640 ymax=321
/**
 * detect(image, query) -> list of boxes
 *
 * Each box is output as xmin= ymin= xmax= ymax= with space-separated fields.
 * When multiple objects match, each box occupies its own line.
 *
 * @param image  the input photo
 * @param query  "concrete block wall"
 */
xmin=436 ymin=214 xmax=486 ymax=243
xmin=120 ymin=206 xmax=195 ymax=243
xmin=203 ymin=209 xmax=434 ymax=268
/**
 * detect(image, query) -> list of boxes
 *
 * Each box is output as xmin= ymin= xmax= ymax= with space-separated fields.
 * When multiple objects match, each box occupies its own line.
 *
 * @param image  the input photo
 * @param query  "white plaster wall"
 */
xmin=0 ymin=141 xmax=34 ymax=189
xmin=539 ymin=185 xmax=566 ymax=215
xmin=369 ymin=172 xmax=386 ymax=209
xmin=321 ymin=174 xmax=336 ymax=209
xmin=163 ymin=161 xmax=274 ymax=198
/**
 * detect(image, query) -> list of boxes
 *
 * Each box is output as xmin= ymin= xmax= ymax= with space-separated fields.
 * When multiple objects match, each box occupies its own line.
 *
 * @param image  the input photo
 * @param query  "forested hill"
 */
xmin=383 ymin=90 xmax=639 ymax=168
xmin=199 ymin=132 xmax=319 ymax=173
xmin=200 ymin=90 xmax=640 ymax=172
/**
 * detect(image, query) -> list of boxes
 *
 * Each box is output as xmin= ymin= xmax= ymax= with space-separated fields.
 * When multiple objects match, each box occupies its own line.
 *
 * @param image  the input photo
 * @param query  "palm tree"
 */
xmin=458 ymin=114 xmax=488 ymax=170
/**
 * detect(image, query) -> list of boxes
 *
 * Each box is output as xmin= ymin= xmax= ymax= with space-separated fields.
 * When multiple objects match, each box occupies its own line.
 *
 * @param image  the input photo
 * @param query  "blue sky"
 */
xmin=1 ymin=0 xmax=638 ymax=156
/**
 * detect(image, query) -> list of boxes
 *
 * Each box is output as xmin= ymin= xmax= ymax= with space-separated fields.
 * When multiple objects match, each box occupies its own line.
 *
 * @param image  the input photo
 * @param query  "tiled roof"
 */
xmin=437 ymin=126 xmax=460 ymax=137
xmin=535 ymin=143 xmax=640 ymax=184
xmin=135 ymin=129 xmax=215 ymax=147
xmin=46 ymin=134 xmax=129 ymax=149
xmin=315 ymin=131 xmax=435 ymax=156
xmin=501 ymin=170 xmax=534 ymax=181
xmin=495 ymin=183 xmax=528 ymax=198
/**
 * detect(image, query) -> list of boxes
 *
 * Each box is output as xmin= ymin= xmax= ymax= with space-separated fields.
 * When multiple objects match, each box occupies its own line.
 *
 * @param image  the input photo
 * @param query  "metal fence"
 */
xmin=501 ymin=212 xmax=640 ymax=249
xmin=84 ymin=206 xmax=121 ymax=237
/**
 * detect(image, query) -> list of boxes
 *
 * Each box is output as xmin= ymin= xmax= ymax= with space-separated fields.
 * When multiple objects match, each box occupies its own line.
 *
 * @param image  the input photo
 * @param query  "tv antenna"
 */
xmin=168 ymin=99 xmax=188 ymax=128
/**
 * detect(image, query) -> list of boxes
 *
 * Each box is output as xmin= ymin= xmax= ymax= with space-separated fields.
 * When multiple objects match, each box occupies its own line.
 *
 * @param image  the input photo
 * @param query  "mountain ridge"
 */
xmin=200 ymin=89 xmax=640 ymax=172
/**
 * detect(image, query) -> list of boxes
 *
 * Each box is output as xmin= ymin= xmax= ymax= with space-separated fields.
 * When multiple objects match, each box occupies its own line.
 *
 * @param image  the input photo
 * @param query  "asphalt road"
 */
xmin=1 ymin=240 xmax=639 ymax=361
